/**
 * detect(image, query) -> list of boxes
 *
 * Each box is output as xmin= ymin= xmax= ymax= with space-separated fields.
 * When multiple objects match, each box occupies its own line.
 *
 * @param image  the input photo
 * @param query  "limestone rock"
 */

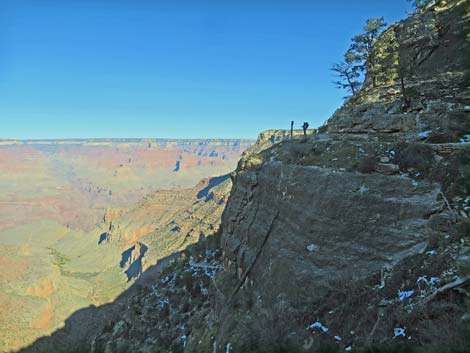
xmin=325 ymin=0 xmax=470 ymax=141
xmin=375 ymin=163 xmax=400 ymax=175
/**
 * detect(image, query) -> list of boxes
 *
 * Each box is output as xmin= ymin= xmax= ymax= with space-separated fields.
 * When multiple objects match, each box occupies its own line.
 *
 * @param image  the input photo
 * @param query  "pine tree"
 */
xmin=408 ymin=0 xmax=435 ymax=12
xmin=349 ymin=17 xmax=387 ymax=88
xmin=331 ymin=50 xmax=362 ymax=96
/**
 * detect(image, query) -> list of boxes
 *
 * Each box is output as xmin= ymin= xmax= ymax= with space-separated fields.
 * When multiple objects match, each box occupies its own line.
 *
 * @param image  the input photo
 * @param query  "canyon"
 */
xmin=3 ymin=0 xmax=470 ymax=352
xmin=0 ymin=139 xmax=252 ymax=352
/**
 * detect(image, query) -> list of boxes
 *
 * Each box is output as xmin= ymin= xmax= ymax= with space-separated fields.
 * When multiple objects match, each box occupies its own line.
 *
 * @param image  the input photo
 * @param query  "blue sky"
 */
xmin=0 ymin=0 xmax=411 ymax=139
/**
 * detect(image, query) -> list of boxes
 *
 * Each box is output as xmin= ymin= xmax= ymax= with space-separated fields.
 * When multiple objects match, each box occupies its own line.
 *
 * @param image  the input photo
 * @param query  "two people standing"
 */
xmin=290 ymin=121 xmax=310 ymax=137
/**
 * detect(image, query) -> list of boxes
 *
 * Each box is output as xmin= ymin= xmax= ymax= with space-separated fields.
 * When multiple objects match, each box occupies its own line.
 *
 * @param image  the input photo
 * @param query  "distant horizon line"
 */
xmin=0 ymin=137 xmax=257 ymax=142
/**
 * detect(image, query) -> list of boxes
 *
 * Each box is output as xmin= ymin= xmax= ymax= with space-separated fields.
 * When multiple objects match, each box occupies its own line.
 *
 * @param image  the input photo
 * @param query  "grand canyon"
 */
xmin=2 ymin=0 xmax=470 ymax=352
xmin=0 ymin=139 xmax=252 ymax=351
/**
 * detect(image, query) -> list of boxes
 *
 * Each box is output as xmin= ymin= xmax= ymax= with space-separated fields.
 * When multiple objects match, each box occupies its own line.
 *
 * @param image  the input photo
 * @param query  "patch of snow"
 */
xmin=226 ymin=342 xmax=232 ymax=353
xmin=389 ymin=150 xmax=396 ymax=156
xmin=412 ymin=180 xmax=418 ymax=187
xmin=442 ymin=269 xmax=455 ymax=277
xmin=426 ymin=250 xmax=437 ymax=256
xmin=417 ymin=276 xmax=428 ymax=285
xmin=334 ymin=336 xmax=342 ymax=341
xmin=394 ymin=327 xmax=406 ymax=338
xmin=460 ymin=135 xmax=470 ymax=144
xmin=358 ymin=185 xmax=368 ymax=194
xmin=306 ymin=244 xmax=319 ymax=252
xmin=398 ymin=289 xmax=414 ymax=301
xmin=418 ymin=130 xmax=432 ymax=138
xmin=181 ymin=335 xmax=187 ymax=348
xmin=161 ymin=275 xmax=172 ymax=284
xmin=417 ymin=275 xmax=439 ymax=289
xmin=307 ymin=321 xmax=329 ymax=333
xmin=345 ymin=346 xmax=352 ymax=351
xmin=158 ymin=298 xmax=169 ymax=308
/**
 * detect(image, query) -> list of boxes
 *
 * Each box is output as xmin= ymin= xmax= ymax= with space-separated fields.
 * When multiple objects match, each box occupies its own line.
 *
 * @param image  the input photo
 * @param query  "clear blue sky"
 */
xmin=0 ymin=0 xmax=411 ymax=139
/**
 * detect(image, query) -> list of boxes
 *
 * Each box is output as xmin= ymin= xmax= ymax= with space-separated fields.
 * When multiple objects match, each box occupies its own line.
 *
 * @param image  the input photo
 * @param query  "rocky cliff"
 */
xmin=326 ymin=0 xmax=470 ymax=142
xmin=186 ymin=1 xmax=470 ymax=351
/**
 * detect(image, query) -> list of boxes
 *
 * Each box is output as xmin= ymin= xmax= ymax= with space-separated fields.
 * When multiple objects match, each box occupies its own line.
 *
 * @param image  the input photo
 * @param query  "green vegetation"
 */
xmin=331 ymin=50 xmax=362 ymax=96
xmin=47 ymin=247 xmax=71 ymax=272
xmin=350 ymin=17 xmax=388 ymax=88
xmin=332 ymin=17 xmax=388 ymax=97
xmin=407 ymin=0 xmax=436 ymax=12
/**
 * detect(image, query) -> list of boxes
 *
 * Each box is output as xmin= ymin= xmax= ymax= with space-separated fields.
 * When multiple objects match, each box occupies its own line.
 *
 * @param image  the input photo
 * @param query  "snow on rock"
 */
xmin=306 ymin=244 xmax=319 ymax=252
xmin=180 ymin=335 xmax=187 ymax=348
xmin=307 ymin=321 xmax=329 ymax=333
xmin=418 ymin=130 xmax=432 ymax=138
xmin=418 ymin=275 xmax=439 ymax=286
xmin=426 ymin=250 xmax=437 ymax=256
xmin=417 ymin=276 xmax=428 ymax=285
xmin=394 ymin=327 xmax=406 ymax=338
xmin=460 ymin=134 xmax=470 ymax=143
xmin=398 ymin=289 xmax=414 ymax=301
xmin=225 ymin=342 xmax=232 ymax=353
xmin=334 ymin=336 xmax=342 ymax=341
xmin=358 ymin=185 xmax=369 ymax=194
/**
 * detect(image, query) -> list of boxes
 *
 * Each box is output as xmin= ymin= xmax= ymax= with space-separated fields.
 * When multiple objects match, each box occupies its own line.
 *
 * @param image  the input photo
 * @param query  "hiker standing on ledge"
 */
xmin=302 ymin=122 xmax=309 ymax=137
xmin=290 ymin=121 xmax=294 ymax=138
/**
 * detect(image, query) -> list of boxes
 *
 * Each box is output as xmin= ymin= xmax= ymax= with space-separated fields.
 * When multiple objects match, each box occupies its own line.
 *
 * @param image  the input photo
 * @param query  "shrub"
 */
xmin=289 ymin=143 xmax=309 ymax=160
xmin=392 ymin=143 xmax=434 ymax=177
xmin=358 ymin=155 xmax=378 ymax=173
xmin=426 ymin=132 xmax=458 ymax=143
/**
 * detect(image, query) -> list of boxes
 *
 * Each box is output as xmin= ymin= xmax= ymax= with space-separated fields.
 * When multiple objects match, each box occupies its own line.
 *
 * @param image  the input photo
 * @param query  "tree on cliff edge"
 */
xmin=331 ymin=49 xmax=362 ymax=97
xmin=349 ymin=17 xmax=387 ymax=88
xmin=408 ymin=0 xmax=436 ymax=12
xmin=332 ymin=17 xmax=387 ymax=95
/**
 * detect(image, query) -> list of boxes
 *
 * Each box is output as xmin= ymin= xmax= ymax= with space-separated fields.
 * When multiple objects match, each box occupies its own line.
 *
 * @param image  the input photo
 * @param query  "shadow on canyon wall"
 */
xmin=197 ymin=174 xmax=230 ymax=200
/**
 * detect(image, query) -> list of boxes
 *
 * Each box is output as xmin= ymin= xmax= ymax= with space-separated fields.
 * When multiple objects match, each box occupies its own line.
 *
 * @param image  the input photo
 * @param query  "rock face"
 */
xmin=222 ymin=163 xmax=439 ymax=292
xmin=326 ymin=0 xmax=470 ymax=142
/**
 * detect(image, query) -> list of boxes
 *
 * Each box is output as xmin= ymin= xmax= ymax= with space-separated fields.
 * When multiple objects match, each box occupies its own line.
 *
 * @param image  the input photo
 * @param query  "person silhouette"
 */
xmin=302 ymin=122 xmax=309 ymax=136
